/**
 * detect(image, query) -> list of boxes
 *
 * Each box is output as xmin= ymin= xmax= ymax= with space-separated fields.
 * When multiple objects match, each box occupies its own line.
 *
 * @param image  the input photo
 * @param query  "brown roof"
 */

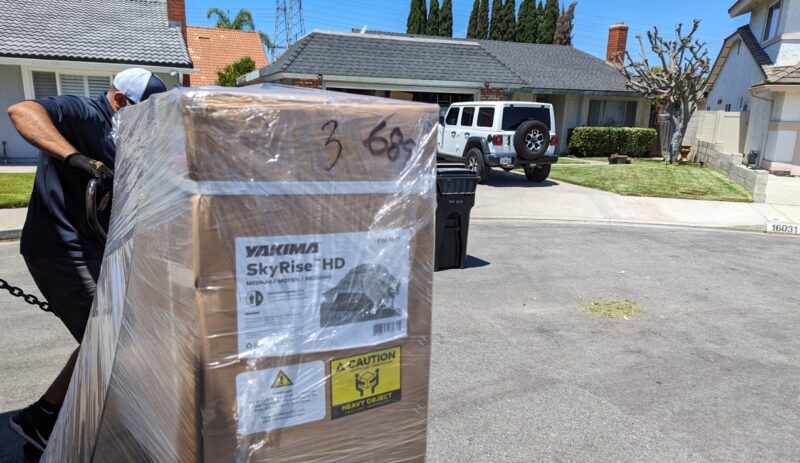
xmin=185 ymin=26 xmax=268 ymax=87
xmin=762 ymin=64 xmax=800 ymax=86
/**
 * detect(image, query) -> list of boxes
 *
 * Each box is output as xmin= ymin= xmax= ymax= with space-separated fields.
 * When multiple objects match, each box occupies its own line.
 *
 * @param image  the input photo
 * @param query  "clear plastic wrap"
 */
xmin=43 ymin=84 xmax=438 ymax=462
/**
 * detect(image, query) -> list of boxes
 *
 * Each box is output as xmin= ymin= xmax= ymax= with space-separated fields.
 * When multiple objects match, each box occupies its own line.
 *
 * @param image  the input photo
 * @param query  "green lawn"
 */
xmin=550 ymin=160 xmax=752 ymax=202
xmin=0 ymin=173 xmax=35 ymax=208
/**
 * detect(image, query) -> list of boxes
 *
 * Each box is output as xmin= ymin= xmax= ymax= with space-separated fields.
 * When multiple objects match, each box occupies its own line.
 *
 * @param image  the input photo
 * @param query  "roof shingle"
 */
xmin=258 ymin=31 xmax=635 ymax=95
xmin=0 ymin=0 xmax=191 ymax=67
xmin=186 ymin=26 xmax=268 ymax=87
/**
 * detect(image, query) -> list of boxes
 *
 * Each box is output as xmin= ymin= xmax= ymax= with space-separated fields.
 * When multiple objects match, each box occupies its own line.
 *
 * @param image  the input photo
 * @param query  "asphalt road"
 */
xmin=1 ymin=223 xmax=799 ymax=462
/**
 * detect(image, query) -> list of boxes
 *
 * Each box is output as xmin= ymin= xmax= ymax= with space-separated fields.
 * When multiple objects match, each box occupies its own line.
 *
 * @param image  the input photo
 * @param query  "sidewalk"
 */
xmin=472 ymin=170 xmax=800 ymax=232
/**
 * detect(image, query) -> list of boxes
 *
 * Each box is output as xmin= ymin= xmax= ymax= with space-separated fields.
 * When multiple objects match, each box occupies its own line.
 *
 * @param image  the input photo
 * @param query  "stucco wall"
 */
xmin=750 ymin=0 xmax=800 ymax=65
xmin=0 ymin=65 xmax=37 ymax=163
xmin=707 ymin=39 xmax=764 ymax=112
xmin=744 ymin=92 xmax=774 ymax=159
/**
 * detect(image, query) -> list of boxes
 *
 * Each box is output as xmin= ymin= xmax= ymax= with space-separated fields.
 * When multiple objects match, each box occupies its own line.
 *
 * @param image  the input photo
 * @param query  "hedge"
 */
xmin=568 ymin=127 xmax=657 ymax=157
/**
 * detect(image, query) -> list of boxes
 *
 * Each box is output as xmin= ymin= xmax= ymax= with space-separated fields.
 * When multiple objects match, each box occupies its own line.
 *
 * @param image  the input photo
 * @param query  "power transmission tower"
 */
xmin=274 ymin=0 xmax=305 ymax=55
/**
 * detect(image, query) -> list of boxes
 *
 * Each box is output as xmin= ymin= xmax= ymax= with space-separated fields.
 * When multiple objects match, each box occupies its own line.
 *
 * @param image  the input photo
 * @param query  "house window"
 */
xmin=587 ymin=100 xmax=637 ymax=127
xmin=460 ymin=107 xmax=475 ymax=127
xmin=725 ymin=104 xmax=732 ymax=112
xmin=743 ymin=104 xmax=749 ymax=112
xmin=764 ymin=1 xmax=782 ymax=42
xmin=476 ymin=108 xmax=495 ymax=127
xmin=31 ymin=71 xmax=112 ymax=98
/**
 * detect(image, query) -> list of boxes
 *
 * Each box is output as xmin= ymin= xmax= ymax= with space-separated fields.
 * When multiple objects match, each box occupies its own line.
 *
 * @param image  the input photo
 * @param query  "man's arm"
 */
xmin=7 ymin=100 xmax=77 ymax=161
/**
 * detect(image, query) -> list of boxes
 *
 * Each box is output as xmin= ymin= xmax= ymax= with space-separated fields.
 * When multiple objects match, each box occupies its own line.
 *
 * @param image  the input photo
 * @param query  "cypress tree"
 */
xmin=537 ymin=0 xmax=559 ymax=44
xmin=467 ymin=0 xmax=480 ymax=38
xmin=554 ymin=1 xmax=576 ymax=46
xmin=440 ymin=0 xmax=453 ymax=36
xmin=407 ymin=0 xmax=427 ymax=34
xmin=478 ymin=0 xmax=490 ymax=39
xmin=427 ymin=0 xmax=440 ymax=36
xmin=489 ymin=0 xmax=504 ymax=40
xmin=535 ymin=0 xmax=544 ymax=43
xmin=503 ymin=0 xmax=517 ymax=41
xmin=516 ymin=0 xmax=537 ymax=43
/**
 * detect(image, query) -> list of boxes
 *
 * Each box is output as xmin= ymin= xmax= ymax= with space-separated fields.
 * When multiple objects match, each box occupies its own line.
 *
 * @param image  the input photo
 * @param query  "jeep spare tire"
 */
xmin=513 ymin=120 xmax=550 ymax=160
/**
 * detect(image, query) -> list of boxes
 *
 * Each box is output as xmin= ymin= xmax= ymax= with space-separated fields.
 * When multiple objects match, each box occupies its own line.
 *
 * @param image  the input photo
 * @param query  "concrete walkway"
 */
xmin=472 ymin=170 xmax=799 ymax=231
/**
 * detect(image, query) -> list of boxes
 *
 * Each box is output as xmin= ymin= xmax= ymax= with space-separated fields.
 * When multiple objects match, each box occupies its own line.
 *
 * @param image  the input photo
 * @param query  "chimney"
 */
xmin=606 ymin=22 xmax=629 ymax=65
xmin=166 ymin=0 xmax=186 ymax=28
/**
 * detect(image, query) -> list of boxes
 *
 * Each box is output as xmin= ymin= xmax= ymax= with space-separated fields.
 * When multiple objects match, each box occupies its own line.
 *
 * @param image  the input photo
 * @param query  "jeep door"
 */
xmin=455 ymin=106 xmax=476 ymax=157
xmin=439 ymin=106 xmax=461 ymax=156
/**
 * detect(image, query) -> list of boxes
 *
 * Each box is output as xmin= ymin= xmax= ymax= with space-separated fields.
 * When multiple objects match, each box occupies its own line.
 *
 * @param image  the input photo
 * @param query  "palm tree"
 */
xmin=206 ymin=8 xmax=274 ymax=51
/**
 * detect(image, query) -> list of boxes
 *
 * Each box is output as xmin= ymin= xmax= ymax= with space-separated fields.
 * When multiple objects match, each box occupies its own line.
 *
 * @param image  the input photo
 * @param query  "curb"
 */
xmin=0 ymin=228 xmax=22 ymax=241
xmin=470 ymin=216 xmax=771 ymax=233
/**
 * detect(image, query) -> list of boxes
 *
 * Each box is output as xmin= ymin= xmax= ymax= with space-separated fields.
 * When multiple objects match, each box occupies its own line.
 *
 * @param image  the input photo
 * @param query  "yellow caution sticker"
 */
xmin=272 ymin=370 xmax=294 ymax=388
xmin=330 ymin=346 xmax=401 ymax=419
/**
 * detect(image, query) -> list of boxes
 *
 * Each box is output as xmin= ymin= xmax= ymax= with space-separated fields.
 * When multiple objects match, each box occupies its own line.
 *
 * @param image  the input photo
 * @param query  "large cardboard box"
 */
xmin=44 ymin=86 xmax=438 ymax=462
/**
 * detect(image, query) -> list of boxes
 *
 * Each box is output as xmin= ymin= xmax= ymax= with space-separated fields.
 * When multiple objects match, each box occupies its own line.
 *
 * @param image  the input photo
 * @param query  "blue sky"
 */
xmin=185 ymin=0 xmax=749 ymax=60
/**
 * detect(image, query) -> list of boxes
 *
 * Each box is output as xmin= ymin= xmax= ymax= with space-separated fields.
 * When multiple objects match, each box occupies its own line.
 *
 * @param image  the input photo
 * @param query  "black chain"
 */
xmin=0 ymin=278 xmax=50 ymax=312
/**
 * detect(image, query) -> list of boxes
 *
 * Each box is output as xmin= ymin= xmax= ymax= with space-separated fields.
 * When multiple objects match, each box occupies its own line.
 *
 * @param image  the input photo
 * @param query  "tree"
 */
xmin=427 ymin=0 xmax=440 ymax=36
xmin=537 ymin=0 xmax=559 ymax=44
xmin=489 ymin=0 xmax=505 ymax=40
xmin=535 ymin=1 xmax=545 ymax=43
xmin=440 ymin=0 xmax=453 ymax=36
xmin=467 ymin=0 xmax=480 ymax=38
xmin=553 ymin=1 xmax=576 ymax=46
xmin=515 ymin=0 xmax=532 ymax=42
xmin=503 ymin=0 xmax=517 ymax=41
xmin=207 ymin=8 xmax=273 ymax=50
xmin=617 ymin=20 xmax=711 ymax=162
xmin=215 ymin=56 xmax=256 ymax=87
xmin=478 ymin=0 xmax=490 ymax=39
xmin=406 ymin=0 xmax=427 ymax=34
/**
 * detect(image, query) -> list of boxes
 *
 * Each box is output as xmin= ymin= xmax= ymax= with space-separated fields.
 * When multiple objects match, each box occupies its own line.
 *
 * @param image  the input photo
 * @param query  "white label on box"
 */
xmin=236 ymin=361 xmax=326 ymax=435
xmin=235 ymin=229 xmax=410 ymax=357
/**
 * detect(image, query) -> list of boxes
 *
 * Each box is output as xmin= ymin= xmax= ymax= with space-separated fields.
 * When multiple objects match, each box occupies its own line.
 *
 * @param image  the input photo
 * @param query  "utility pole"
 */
xmin=274 ymin=0 xmax=306 ymax=55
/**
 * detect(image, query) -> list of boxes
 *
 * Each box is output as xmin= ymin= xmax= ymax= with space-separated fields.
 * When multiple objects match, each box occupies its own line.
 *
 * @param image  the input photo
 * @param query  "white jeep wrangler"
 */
xmin=437 ymin=101 xmax=558 ymax=183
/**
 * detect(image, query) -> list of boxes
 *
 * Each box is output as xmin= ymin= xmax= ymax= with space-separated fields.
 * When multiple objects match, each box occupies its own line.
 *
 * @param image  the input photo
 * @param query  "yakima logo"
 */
xmin=246 ymin=242 xmax=320 ymax=258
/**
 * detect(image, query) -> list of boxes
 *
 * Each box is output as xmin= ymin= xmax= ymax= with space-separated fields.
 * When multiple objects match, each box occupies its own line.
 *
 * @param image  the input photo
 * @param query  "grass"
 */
xmin=0 ymin=173 xmax=35 ymax=208
xmin=550 ymin=160 xmax=752 ymax=202
xmin=582 ymin=300 xmax=645 ymax=320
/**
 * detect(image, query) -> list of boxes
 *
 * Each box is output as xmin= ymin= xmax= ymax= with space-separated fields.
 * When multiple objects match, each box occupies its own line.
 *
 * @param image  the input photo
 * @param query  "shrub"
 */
xmin=215 ymin=56 xmax=256 ymax=87
xmin=569 ymin=127 xmax=657 ymax=157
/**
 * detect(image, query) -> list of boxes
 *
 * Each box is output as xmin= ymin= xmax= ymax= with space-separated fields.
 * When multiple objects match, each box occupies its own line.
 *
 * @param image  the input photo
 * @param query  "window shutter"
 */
xmin=60 ymin=74 xmax=86 ymax=96
xmin=87 ymin=76 xmax=111 ymax=96
xmin=588 ymin=101 xmax=602 ymax=126
xmin=625 ymin=101 xmax=637 ymax=126
xmin=32 ymin=72 xmax=58 ymax=98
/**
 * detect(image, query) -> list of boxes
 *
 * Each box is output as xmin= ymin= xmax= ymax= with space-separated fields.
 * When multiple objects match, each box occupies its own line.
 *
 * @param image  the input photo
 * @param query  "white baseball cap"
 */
xmin=113 ymin=68 xmax=167 ymax=104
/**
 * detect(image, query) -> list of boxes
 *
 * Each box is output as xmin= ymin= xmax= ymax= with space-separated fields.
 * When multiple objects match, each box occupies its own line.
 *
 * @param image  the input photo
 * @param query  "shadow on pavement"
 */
xmin=436 ymin=255 xmax=491 ymax=272
xmin=0 ymin=409 xmax=40 ymax=463
xmin=484 ymin=170 xmax=559 ymax=188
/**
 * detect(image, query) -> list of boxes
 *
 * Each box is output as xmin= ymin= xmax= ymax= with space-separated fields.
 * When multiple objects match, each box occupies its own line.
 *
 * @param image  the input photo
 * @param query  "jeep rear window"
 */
xmin=502 ymin=107 xmax=551 ymax=131
xmin=460 ymin=107 xmax=475 ymax=126
xmin=477 ymin=108 xmax=495 ymax=127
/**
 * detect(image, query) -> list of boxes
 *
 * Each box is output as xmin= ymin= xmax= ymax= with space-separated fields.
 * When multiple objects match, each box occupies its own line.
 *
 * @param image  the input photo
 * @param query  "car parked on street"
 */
xmin=437 ymin=101 xmax=558 ymax=183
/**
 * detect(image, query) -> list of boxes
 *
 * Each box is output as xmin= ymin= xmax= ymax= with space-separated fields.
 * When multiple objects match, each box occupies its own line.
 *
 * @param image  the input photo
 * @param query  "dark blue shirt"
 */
xmin=20 ymin=94 xmax=116 ymax=260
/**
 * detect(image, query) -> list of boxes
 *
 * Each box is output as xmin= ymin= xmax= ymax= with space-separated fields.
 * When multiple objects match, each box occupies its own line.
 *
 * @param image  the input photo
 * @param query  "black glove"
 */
xmin=65 ymin=153 xmax=114 ymax=189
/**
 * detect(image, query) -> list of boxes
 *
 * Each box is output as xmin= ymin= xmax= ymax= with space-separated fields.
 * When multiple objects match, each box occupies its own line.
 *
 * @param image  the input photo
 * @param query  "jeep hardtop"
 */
xmin=437 ymin=101 xmax=558 ymax=183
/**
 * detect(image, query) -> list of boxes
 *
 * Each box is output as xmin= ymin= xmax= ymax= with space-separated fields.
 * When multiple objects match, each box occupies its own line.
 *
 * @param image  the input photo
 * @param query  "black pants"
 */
xmin=23 ymin=255 xmax=101 ymax=343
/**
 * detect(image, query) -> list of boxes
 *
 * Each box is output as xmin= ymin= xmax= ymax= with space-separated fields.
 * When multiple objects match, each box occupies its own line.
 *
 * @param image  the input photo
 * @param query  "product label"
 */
xmin=236 ymin=230 xmax=411 ymax=357
xmin=236 ymin=361 xmax=326 ymax=435
xmin=330 ymin=346 xmax=402 ymax=419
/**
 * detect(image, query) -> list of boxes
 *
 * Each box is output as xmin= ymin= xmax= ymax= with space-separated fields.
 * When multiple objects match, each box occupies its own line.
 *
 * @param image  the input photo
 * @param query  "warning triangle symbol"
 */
xmin=272 ymin=370 xmax=293 ymax=388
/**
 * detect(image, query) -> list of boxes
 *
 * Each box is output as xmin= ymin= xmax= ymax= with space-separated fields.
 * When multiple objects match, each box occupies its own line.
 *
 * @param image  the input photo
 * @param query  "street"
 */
xmin=1 ymin=222 xmax=799 ymax=462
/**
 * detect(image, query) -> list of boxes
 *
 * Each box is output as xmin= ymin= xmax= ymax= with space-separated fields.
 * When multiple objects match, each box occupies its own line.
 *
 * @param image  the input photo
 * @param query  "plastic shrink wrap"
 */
xmin=42 ymin=85 xmax=438 ymax=462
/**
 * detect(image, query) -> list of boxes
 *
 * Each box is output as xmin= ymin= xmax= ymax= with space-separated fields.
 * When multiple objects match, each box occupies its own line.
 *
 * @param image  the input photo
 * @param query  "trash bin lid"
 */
xmin=436 ymin=168 xmax=479 ymax=194
xmin=436 ymin=168 xmax=480 ymax=178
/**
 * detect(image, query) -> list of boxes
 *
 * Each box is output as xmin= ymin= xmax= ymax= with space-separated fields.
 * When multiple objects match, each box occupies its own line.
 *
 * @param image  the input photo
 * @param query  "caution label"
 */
xmin=330 ymin=346 xmax=401 ymax=419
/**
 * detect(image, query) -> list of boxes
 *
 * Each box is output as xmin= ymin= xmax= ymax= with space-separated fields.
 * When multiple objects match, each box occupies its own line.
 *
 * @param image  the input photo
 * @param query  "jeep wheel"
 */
xmin=513 ymin=120 xmax=550 ymax=161
xmin=524 ymin=164 xmax=551 ymax=182
xmin=466 ymin=148 xmax=489 ymax=184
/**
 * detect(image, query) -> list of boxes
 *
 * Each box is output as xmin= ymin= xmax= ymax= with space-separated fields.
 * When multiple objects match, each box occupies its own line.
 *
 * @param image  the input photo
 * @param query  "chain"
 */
xmin=0 ymin=278 xmax=50 ymax=312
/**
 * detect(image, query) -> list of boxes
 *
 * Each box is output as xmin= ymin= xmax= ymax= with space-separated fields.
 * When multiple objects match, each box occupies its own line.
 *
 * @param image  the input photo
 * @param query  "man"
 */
xmin=6 ymin=68 xmax=167 ymax=451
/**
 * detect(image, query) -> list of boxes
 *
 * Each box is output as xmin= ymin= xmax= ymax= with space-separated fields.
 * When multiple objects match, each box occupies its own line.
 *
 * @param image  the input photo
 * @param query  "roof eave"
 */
xmin=729 ymin=0 xmax=755 ymax=17
xmin=0 ymin=53 xmax=193 ymax=69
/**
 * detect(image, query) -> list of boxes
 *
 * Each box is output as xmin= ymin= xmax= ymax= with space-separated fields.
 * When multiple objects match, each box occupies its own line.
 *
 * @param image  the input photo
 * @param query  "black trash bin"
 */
xmin=435 ymin=168 xmax=479 ymax=271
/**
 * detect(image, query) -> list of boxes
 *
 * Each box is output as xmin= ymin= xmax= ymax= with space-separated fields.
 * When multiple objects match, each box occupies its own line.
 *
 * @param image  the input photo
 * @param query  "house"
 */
xmin=0 ymin=0 xmax=194 ymax=164
xmin=706 ymin=0 xmax=800 ymax=175
xmin=185 ymin=26 xmax=269 ymax=87
xmin=239 ymin=25 xmax=650 ymax=154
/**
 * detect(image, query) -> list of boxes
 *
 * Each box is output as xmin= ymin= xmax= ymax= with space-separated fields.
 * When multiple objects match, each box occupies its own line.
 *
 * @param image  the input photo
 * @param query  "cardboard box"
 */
xmin=44 ymin=85 xmax=438 ymax=463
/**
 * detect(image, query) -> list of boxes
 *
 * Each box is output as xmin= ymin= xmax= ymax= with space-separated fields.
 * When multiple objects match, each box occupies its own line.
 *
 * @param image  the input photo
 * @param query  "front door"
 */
xmin=454 ymin=106 xmax=476 ymax=158
xmin=439 ymin=107 xmax=461 ymax=156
